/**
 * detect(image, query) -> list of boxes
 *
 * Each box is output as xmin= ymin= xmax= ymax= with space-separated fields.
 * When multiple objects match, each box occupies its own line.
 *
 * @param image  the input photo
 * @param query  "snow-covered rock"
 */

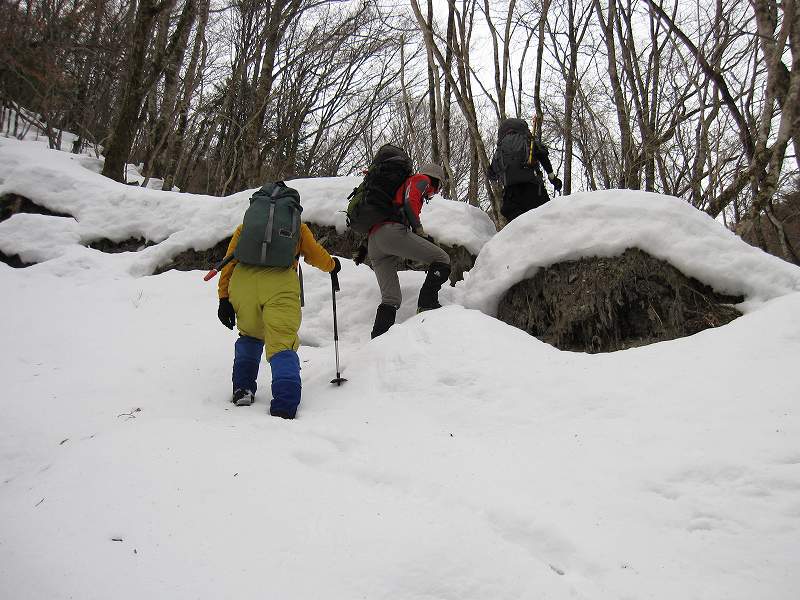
xmin=460 ymin=190 xmax=800 ymax=315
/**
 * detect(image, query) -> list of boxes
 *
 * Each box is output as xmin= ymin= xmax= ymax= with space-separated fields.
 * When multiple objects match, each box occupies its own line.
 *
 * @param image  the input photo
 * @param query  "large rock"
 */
xmin=88 ymin=237 xmax=156 ymax=254
xmin=0 ymin=193 xmax=73 ymax=267
xmin=304 ymin=224 xmax=363 ymax=261
xmin=152 ymin=238 xmax=231 ymax=275
xmin=1 ymin=193 xmax=74 ymax=222
xmin=496 ymin=248 xmax=743 ymax=353
xmin=0 ymin=250 xmax=32 ymax=268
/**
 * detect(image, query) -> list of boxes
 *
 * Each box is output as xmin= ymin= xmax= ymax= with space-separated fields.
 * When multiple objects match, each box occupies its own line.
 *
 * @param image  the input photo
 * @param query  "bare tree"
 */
xmin=102 ymin=0 xmax=169 ymax=182
xmin=410 ymin=0 xmax=504 ymax=222
xmin=545 ymin=0 xmax=593 ymax=194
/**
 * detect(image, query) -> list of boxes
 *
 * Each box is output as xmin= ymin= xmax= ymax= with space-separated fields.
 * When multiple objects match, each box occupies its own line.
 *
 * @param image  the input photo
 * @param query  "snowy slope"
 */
xmin=1 ymin=137 xmax=800 ymax=600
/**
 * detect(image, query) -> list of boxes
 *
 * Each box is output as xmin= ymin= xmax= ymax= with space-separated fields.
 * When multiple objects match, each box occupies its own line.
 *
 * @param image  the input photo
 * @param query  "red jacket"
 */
xmin=370 ymin=174 xmax=436 ymax=235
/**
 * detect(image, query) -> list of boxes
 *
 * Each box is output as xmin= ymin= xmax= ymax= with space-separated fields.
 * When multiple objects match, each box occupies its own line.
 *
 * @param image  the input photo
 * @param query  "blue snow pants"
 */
xmin=232 ymin=337 xmax=301 ymax=418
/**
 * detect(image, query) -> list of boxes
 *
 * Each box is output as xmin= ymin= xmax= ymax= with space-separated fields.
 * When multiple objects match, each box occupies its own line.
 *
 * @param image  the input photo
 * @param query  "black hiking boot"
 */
xmin=269 ymin=408 xmax=295 ymax=420
xmin=416 ymin=303 xmax=441 ymax=313
xmin=371 ymin=303 xmax=398 ymax=339
xmin=231 ymin=388 xmax=255 ymax=406
xmin=417 ymin=262 xmax=451 ymax=312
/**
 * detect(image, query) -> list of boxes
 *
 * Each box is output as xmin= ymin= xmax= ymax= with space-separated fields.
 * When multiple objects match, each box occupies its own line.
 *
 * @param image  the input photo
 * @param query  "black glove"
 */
xmin=218 ymin=298 xmax=235 ymax=330
xmin=352 ymin=244 xmax=367 ymax=266
xmin=550 ymin=175 xmax=563 ymax=193
xmin=330 ymin=257 xmax=341 ymax=292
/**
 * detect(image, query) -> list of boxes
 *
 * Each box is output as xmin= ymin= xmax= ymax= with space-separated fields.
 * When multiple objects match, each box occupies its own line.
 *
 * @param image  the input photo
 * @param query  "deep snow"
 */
xmin=1 ymin=136 xmax=799 ymax=600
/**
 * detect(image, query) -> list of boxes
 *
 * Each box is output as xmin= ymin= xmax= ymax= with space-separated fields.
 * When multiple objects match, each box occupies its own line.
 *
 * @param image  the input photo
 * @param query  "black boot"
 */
xmin=371 ymin=303 xmax=397 ymax=339
xmin=417 ymin=262 xmax=451 ymax=311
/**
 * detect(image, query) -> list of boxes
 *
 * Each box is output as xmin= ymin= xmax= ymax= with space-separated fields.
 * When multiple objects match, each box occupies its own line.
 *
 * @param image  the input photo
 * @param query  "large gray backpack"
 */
xmin=234 ymin=182 xmax=302 ymax=268
xmin=495 ymin=118 xmax=541 ymax=186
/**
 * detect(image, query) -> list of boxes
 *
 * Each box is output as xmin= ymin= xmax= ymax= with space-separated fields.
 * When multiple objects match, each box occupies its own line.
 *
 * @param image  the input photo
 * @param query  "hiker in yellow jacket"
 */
xmin=217 ymin=183 xmax=340 ymax=418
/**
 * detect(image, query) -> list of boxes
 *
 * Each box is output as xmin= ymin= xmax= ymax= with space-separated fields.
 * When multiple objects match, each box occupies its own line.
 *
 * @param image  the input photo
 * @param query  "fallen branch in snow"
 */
xmin=117 ymin=408 xmax=142 ymax=420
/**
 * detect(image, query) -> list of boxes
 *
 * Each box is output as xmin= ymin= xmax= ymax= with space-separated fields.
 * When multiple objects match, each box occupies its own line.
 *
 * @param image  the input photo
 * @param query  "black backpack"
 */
xmin=346 ymin=144 xmax=413 ymax=234
xmin=234 ymin=182 xmax=302 ymax=268
xmin=495 ymin=118 xmax=541 ymax=186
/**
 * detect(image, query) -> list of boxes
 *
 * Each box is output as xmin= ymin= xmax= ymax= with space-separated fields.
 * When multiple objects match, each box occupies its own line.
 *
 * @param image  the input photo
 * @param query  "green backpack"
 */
xmin=346 ymin=144 xmax=413 ymax=234
xmin=234 ymin=182 xmax=302 ymax=268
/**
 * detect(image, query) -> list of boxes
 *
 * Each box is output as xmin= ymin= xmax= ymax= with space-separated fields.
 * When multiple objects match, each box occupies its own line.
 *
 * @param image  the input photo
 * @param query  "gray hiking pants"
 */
xmin=368 ymin=223 xmax=450 ymax=308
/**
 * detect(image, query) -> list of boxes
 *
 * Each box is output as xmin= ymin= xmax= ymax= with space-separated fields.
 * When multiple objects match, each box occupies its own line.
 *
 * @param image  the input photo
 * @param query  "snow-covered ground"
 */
xmin=1 ymin=136 xmax=800 ymax=599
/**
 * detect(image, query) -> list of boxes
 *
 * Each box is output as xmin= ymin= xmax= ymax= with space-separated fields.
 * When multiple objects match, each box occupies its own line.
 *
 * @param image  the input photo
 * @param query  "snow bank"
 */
xmin=460 ymin=190 xmax=800 ymax=314
xmin=419 ymin=196 xmax=496 ymax=254
xmin=0 ymin=138 xmax=494 ymax=274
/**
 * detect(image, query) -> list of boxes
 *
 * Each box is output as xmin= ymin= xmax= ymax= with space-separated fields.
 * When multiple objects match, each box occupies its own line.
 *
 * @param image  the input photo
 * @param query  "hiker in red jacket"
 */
xmin=366 ymin=163 xmax=451 ymax=338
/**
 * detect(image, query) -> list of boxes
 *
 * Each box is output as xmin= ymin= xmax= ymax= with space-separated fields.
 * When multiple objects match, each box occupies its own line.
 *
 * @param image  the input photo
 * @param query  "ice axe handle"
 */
xmin=203 ymin=254 xmax=235 ymax=282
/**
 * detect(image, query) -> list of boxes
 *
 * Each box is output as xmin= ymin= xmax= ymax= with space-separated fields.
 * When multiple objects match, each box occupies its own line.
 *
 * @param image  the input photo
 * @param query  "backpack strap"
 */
xmin=261 ymin=200 xmax=276 ymax=264
xmin=259 ymin=184 xmax=285 ymax=263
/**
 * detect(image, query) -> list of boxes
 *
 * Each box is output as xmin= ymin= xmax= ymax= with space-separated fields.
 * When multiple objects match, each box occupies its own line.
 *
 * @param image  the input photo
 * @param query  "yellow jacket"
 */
xmin=218 ymin=223 xmax=335 ymax=299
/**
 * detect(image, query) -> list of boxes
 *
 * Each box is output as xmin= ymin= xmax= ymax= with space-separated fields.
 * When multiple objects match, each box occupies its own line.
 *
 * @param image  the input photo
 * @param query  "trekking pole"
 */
xmin=329 ymin=269 xmax=347 ymax=386
xmin=203 ymin=254 xmax=235 ymax=281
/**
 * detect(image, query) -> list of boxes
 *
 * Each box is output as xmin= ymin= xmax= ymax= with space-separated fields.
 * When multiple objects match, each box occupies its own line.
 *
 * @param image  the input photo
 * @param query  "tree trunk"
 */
xmin=426 ymin=0 xmax=440 ymax=164
xmin=563 ymin=0 xmax=578 ymax=195
xmin=101 ymin=0 xmax=164 ymax=182
xmin=533 ymin=0 xmax=552 ymax=134
xmin=240 ymin=0 xmax=302 ymax=190
xmin=163 ymin=0 xmax=209 ymax=191
xmin=468 ymin=135 xmax=480 ymax=206
xmin=144 ymin=0 xmax=197 ymax=185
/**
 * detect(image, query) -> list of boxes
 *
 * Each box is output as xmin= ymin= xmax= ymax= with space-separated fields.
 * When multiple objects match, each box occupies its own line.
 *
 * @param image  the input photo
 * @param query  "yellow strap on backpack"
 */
xmin=528 ymin=115 xmax=538 ymax=166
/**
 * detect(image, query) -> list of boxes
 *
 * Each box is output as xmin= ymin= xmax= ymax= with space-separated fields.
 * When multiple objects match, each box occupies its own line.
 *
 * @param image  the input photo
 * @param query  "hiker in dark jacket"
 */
xmin=367 ymin=163 xmax=451 ymax=339
xmin=488 ymin=118 xmax=562 ymax=223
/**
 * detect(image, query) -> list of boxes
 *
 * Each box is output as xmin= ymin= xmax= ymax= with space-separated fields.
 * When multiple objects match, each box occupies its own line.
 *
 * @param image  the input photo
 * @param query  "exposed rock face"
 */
xmin=88 ymin=238 xmax=156 ymax=253
xmin=496 ymin=248 xmax=743 ymax=353
xmin=1 ymin=193 xmax=74 ymax=267
xmin=1 ymin=193 xmax=74 ymax=222
xmin=304 ymin=224 xmax=363 ymax=262
xmin=0 ymin=250 xmax=32 ymax=268
xmin=152 ymin=225 xmax=353 ymax=277
xmin=152 ymin=238 xmax=231 ymax=275
xmin=398 ymin=243 xmax=476 ymax=285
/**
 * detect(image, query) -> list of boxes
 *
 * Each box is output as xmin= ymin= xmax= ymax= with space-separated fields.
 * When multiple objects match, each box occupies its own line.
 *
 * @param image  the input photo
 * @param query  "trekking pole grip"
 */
xmin=331 ymin=271 xmax=340 ymax=293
